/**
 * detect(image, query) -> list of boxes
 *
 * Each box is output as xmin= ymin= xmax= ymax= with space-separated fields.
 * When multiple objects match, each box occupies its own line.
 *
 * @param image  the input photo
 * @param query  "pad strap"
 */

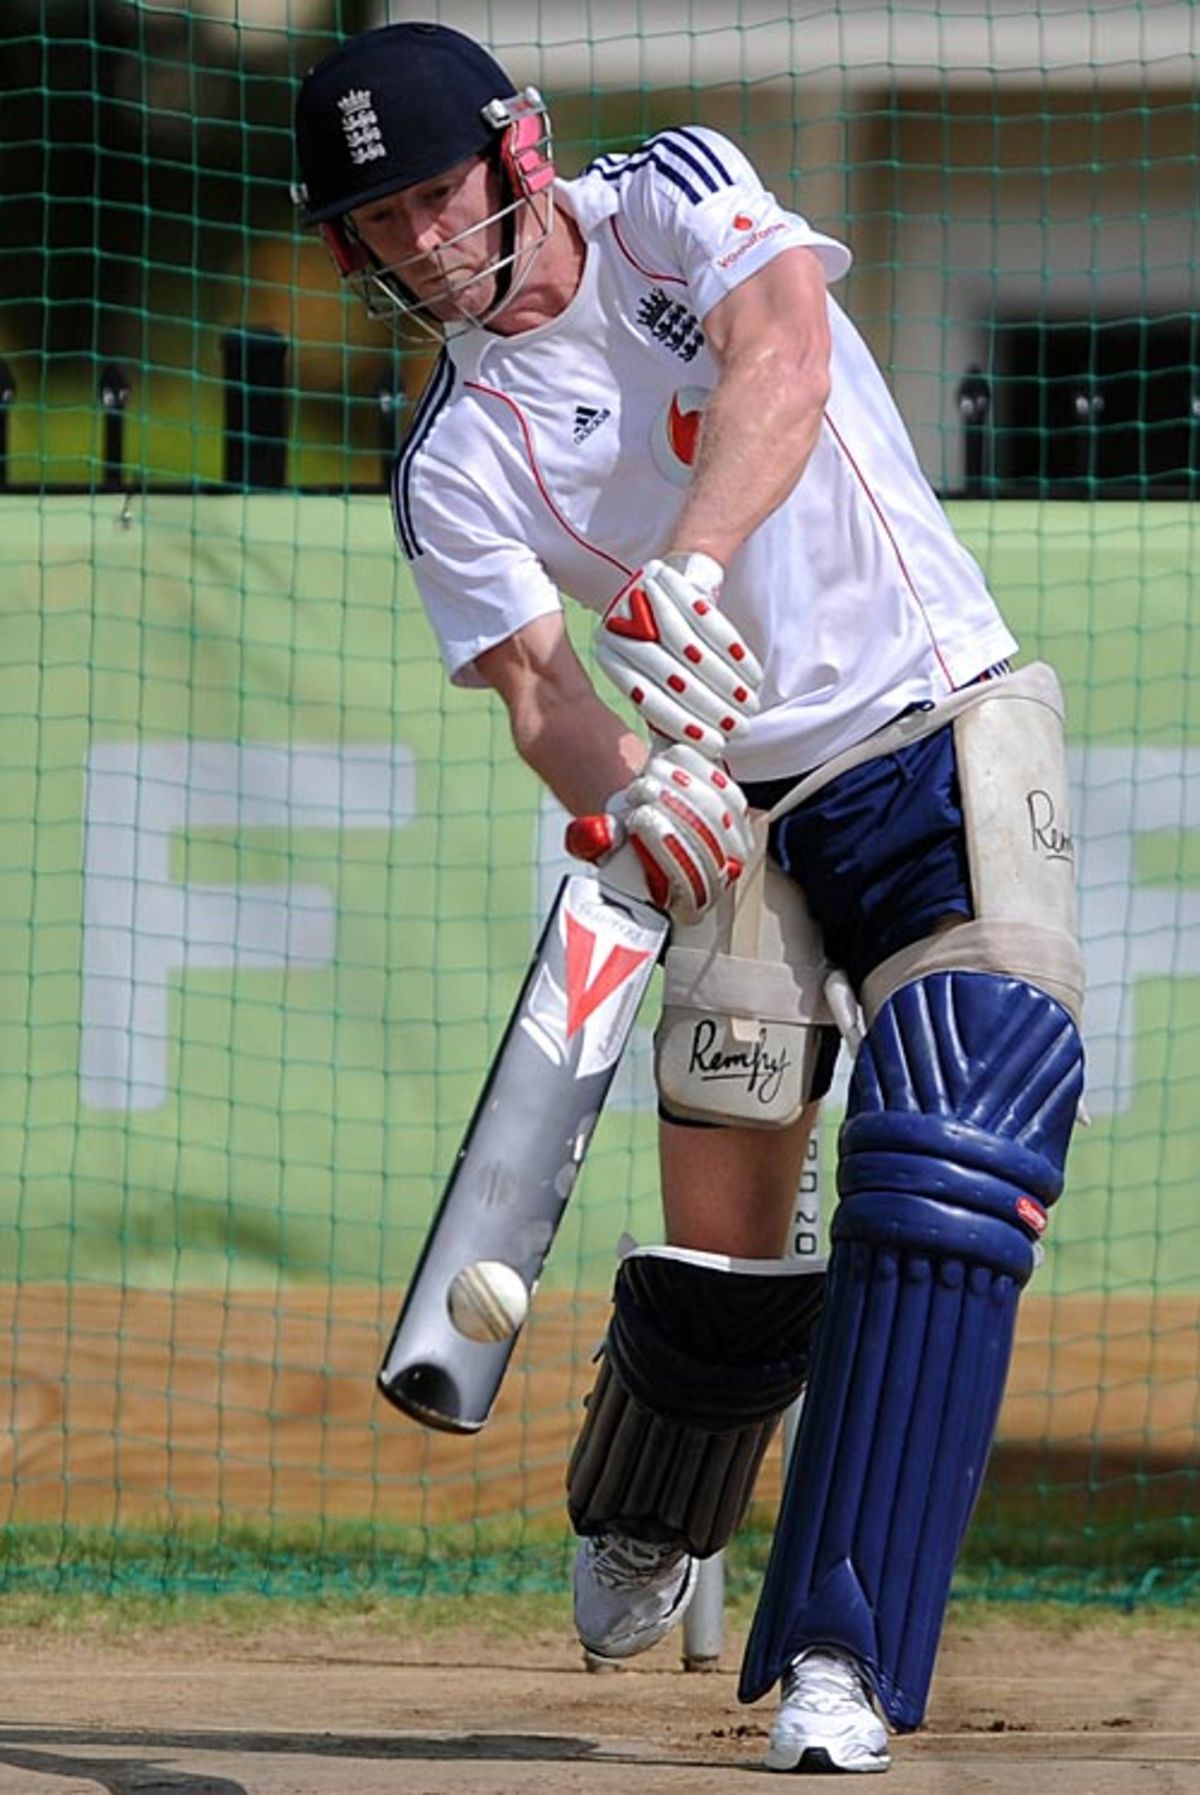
xmin=568 ymin=1246 xmax=825 ymax=1557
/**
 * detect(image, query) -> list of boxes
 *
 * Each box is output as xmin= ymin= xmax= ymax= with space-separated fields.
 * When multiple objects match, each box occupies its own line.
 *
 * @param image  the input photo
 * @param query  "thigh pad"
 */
xmin=655 ymin=834 xmax=835 ymax=1128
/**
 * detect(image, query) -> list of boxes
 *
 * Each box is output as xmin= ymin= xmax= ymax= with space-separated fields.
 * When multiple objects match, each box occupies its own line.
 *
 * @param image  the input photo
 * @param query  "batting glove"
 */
xmin=595 ymin=553 xmax=764 ymax=759
xmin=565 ymin=742 xmax=754 ymax=926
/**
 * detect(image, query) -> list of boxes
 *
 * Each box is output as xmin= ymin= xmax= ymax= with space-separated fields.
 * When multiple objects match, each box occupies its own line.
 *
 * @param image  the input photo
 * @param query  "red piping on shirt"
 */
xmin=822 ymin=412 xmax=955 ymax=690
xmin=463 ymin=380 xmax=634 ymax=589
xmin=610 ymin=216 xmax=686 ymax=285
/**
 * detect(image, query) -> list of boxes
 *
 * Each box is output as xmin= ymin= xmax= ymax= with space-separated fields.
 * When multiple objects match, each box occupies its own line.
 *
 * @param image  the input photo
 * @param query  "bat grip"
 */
xmin=595 ymin=840 xmax=662 ymax=908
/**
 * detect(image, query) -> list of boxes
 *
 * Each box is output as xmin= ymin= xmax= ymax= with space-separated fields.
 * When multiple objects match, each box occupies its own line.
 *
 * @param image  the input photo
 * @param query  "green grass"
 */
xmin=0 ymin=1584 xmax=577 ymax=1643
xmin=0 ymin=1515 xmax=576 ymax=1600
xmin=4 ymin=1504 xmax=1199 ymax=1618
xmin=4 ymin=1581 xmax=1200 ymax=1650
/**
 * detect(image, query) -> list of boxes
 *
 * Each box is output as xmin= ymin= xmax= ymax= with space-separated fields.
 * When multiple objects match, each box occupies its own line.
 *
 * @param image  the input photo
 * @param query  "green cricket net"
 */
xmin=1 ymin=1 xmax=1198 ymax=1605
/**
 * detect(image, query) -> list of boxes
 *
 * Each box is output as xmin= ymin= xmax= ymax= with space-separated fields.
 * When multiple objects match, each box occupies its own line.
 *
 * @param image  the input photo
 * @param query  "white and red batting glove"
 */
xmin=595 ymin=553 xmax=764 ymax=759
xmin=565 ymin=742 xmax=754 ymax=926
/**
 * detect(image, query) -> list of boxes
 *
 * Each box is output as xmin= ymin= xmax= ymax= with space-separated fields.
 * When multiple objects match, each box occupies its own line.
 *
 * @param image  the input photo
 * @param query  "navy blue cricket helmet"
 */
xmin=295 ymin=22 xmax=535 ymax=222
xmin=293 ymin=21 xmax=555 ymax=332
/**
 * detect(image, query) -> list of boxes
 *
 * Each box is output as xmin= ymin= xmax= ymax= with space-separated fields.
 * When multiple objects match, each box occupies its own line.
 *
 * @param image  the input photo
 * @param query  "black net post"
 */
xmin=0 ymin=361 xmax=13 ymax=490
xmin=222 ymin=328 xmax=289 ymax=488
xmin=374 ymin=369 xmax=405 ymax=489
xmin=957 ymin=364 xmax=992 ymax=497
xmin=1070 ymin=380 xmax=1105 ymax=488
xmin=100 ymin=362 xmax=130 ymax=491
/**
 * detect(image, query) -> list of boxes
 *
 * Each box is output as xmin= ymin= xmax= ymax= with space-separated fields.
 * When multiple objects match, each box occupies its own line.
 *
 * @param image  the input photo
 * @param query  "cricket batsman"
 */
xmin=293 ymin=21 xmax=1084 ymax=1773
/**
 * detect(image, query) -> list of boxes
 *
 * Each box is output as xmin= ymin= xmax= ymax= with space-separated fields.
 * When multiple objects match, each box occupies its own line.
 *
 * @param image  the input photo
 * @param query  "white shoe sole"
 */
xmin=765 ymin=1729 xmax=891 ymax=1774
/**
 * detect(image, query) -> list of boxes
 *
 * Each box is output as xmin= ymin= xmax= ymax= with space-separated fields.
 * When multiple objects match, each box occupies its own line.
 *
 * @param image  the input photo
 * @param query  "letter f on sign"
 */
xmin=81 ymin=740 xmax=415 ymax=1110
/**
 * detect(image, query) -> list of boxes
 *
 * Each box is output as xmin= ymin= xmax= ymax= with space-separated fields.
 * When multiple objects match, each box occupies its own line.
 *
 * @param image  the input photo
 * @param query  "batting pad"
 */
xmin=568 ymin=1244 xmax=826 ymax=1558
xmin=738 ymin=970 xmax=1083 ymax=1729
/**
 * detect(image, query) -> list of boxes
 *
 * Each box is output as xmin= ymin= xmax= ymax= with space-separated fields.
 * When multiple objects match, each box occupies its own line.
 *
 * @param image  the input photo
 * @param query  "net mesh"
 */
xmin=2 ymin=0 xmax=1198 ymax=1603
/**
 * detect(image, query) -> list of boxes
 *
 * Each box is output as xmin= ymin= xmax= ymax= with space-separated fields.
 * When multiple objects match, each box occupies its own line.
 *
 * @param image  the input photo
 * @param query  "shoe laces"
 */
xmin=782 ymin=1649 xmax=873 ymax=1716
xmin=589 ymin=1533 xmax=684 ymax=1590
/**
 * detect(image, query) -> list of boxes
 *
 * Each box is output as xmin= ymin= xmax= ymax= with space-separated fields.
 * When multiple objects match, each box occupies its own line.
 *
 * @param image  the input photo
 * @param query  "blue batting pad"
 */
xmin=738 ymin=971 xmax=1083 ymax=1730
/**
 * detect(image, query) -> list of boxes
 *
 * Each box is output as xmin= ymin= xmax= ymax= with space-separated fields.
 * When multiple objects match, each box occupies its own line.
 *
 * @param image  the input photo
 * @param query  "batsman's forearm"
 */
xmin=510 ymin=687 xmax=646 ymax=818
xmin=477 ymin=612 xmax=647 ymax=815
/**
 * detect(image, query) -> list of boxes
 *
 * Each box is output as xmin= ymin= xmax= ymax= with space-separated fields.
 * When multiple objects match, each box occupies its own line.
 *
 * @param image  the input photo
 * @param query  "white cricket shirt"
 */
xmin=392 ymin=126 xmax=1017 ymax=780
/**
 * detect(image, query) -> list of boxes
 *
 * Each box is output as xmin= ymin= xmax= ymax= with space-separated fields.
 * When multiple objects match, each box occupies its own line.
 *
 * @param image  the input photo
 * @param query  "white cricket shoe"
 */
xmin=766 ymin=1648 xmax=891 ymax=1773
xmin=573 ymin=1532 xmax=698 ymax=1662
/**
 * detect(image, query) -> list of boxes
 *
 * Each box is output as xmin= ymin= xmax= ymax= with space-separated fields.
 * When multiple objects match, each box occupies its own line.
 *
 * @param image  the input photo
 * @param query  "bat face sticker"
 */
xmin=520 ymin=882 xmax=656 ymax=1074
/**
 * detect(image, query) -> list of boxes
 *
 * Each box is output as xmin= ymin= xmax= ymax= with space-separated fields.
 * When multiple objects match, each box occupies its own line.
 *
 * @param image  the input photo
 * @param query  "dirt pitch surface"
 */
xmin=0 ymin=1614 xmax=1198 ymax=1795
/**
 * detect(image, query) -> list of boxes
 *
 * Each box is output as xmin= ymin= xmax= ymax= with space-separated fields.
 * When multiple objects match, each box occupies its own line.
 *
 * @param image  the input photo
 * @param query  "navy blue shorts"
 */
xmin=748 ymin=720 xmax=972 ymax=1108
xmin=659 ymin=721 xmax=974 ymax=1122
xmin=748 ymin=721 xmax=973 ymax=994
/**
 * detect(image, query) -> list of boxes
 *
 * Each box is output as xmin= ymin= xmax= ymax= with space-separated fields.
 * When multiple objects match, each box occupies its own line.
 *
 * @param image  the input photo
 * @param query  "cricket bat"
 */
xmin=378 ymin=846 xmax=668 ymax=1433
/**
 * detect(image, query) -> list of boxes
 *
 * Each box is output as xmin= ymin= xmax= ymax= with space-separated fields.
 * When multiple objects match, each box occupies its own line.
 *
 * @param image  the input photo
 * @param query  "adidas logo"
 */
xmin=573 ymin=404 xmax=611 ymax=444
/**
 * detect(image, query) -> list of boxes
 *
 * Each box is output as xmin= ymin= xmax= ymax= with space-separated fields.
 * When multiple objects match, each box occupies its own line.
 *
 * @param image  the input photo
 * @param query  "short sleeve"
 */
xmin=606 ymin=127 xmax=852 ymax=324
xmin=399 ymin=467 xmax=562 ymax=688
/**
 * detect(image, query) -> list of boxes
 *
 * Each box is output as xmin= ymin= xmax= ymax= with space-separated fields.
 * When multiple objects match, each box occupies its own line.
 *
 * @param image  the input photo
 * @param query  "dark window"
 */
xmin=988 ymin=316 xmax=1200 ymax=497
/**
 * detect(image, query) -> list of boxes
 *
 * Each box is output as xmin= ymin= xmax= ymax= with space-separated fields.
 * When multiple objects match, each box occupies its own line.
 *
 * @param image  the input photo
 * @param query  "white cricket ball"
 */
xmin=446 ymin=1260 xmax=530 ymax=1344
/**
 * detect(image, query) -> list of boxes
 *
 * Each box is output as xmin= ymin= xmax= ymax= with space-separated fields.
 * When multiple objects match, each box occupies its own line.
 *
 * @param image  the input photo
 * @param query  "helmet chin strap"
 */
xmin=437 ymin=144 xmax=543 ymax=330
xmin=485 ymin=144 xmax=519 ymax=314
xmin=355 ymin=193 xmax=552 ymax=341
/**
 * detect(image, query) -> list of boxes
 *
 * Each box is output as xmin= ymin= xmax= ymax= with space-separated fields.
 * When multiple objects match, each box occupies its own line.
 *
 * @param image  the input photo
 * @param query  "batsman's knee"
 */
xmin=839 ymin=966 xmax=1085 ymax=1270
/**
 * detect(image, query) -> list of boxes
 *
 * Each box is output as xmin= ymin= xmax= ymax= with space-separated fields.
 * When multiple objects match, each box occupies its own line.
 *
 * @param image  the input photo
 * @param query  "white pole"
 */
xmin=681 ymin=1546 xmax=725 ymax=1671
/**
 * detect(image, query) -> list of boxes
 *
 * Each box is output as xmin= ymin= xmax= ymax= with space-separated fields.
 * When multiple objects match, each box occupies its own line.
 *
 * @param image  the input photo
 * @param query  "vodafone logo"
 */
xmin=715 ymin=217 xmax=787 ymax=269
xmin=649 ymin=385 xmax=711 ymax=487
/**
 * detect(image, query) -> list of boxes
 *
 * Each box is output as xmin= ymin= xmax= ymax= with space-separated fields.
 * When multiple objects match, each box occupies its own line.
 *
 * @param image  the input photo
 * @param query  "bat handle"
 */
xmin=595 ymin=840 xmax=662 ymax=908
xmin=564 ymin=814 xmax=662 ymax=911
